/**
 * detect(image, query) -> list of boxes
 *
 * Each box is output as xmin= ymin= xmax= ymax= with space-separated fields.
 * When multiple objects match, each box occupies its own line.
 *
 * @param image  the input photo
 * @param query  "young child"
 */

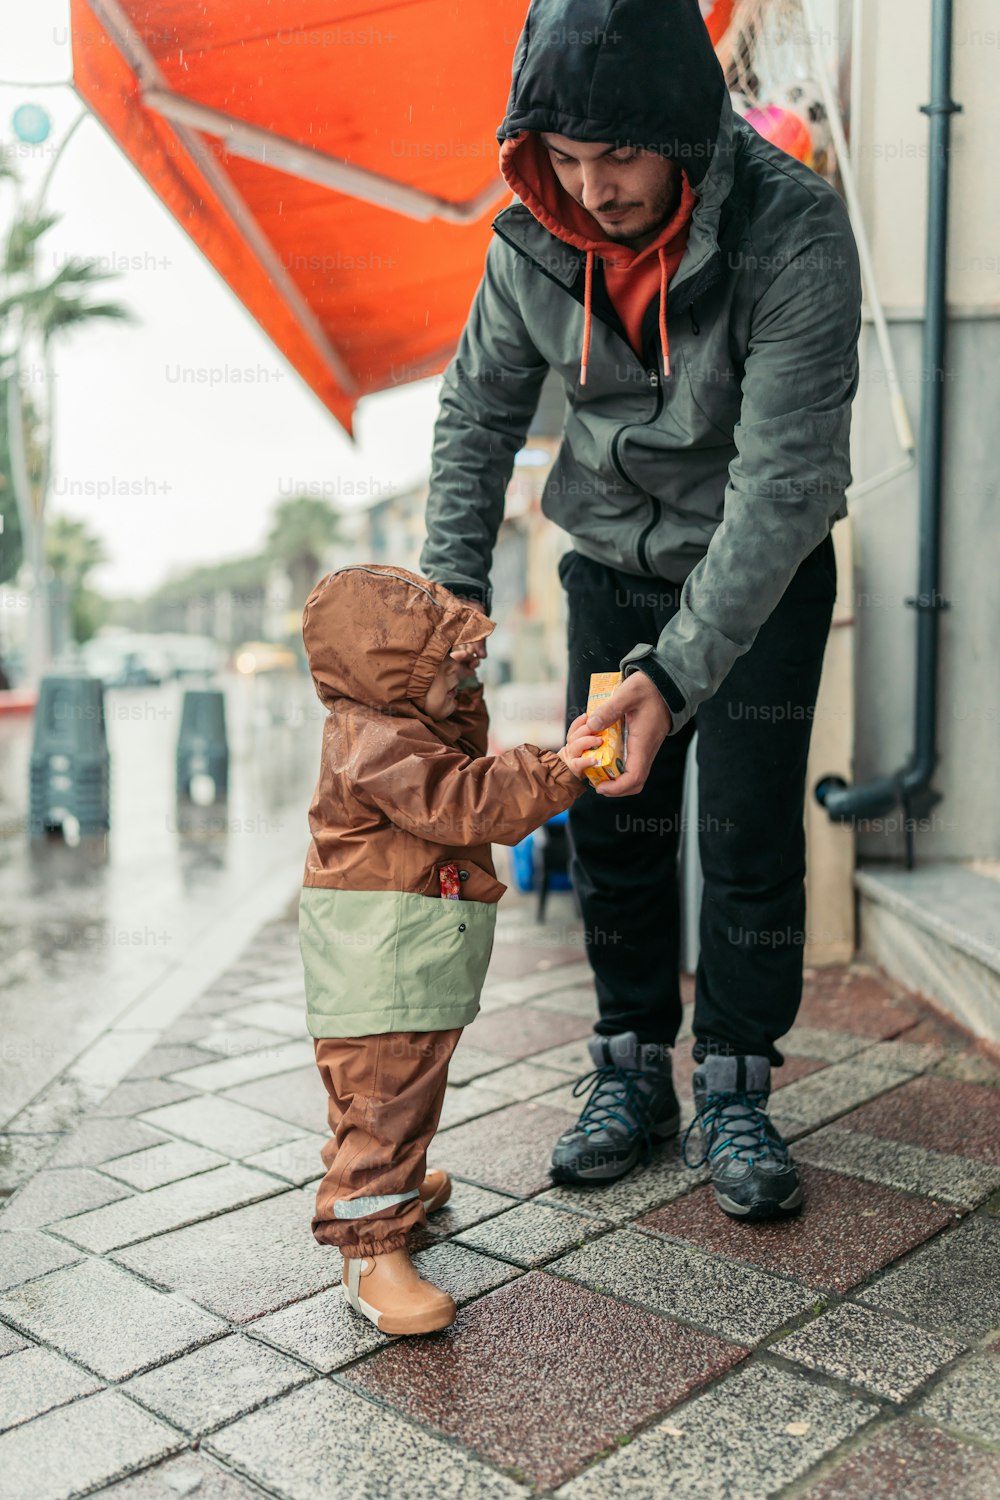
xmin=299 ymin=563 xmax=601 ymax=1335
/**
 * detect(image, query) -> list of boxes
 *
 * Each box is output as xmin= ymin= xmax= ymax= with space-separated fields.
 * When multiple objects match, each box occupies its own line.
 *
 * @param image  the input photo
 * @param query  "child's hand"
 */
xmin=558 ymin=713 xmax=605 ymax=780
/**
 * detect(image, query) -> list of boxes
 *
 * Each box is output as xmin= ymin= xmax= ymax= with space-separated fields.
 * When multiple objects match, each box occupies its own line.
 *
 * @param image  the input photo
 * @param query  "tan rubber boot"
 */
xmin=419 ymin=1168 xmax=452 ymax=1214
xmin=343 ymin=1248 xmax=457 ymax=1335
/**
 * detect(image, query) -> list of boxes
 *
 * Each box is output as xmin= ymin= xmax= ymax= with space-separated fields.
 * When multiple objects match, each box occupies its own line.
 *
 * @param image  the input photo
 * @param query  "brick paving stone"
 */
xmin=0 ymin=1258 xmax=225 ymax=1381
xmin=773 ymin=1303 xmax=964 ymax=1403
xmin=552 ymin=1228 xmax=817 ymax=1344
xmin=0 ymin=1325 xmax=29 ymax=1358
xmin=793 ymin=1126 xmax=1000 ymax=1208
xmin=411 ymin=1242 xmax=521 ymax=1305
xmin=445 ymin=1043 xmax=509 ymax=1086
xmin=522 ymin=1037 xmax=593 ymax=1076
xmin=430 ymin=1101 xmax=577 ymax=1196
xmin=0 ymin=1388 xmax=182 ymax=1500
xmin=798 ymin=1419 xmax=1000 ymax=1500
xmin=122 ymin=1332 xmax=310 ymax=1437
xmin=555 ymin=1359 xmax=877 ymax=1500
xmin=857 ymin=1215 xmax=1000 ymax=1341
xmin=0 ymin=1229 xmax=81 ymax=1291
xmin=768 ymin=1058 xmax=913 ymax=1135
xmin=51 ymin=1164 xmax=284 ymax=1253
xmin=197 ymin=1023 xmax=297 ymax=1057
xmin=220 ymin=1066 xmax=328 ymax=1135
xmin=781 ymin=1026 xmax=874 ymax=1063
xmin=45 ymin=1119 xmax=168 ymax=1169
xmin=94 ymin=1080 xmax=197 ymax=1117
xmin=932 ymin=1050 xmax=1000 ymax=1088
xmin=101 ymin=1140 xmax=229 ymax=1190
xmin=0 ymin=1133 xmax=64 ymax=1194
xmin=408 ymin=1181 xmax=517 ymax=1251
xmin=835 ymin=1075 xmax=1000 ymax=1165
xmin=232 ymin=976 xmax=304 ymax=1002
xmin=464 ymin=1006 xmax=593 ymax=1060
xmin=221 ymin=1002 xmax=305 ymax=1036
xmin=114 ymin=1188 xmax=342 ymax=1323
xmin=456 ymin=1201 xmax=613 ymax=1267
xmin=529 ymin=986 xmax=598 ymax=1018
xmin=856 ymin=1038 xmax=946 ymax=1074
xmin=89 ymin=1453 xmax=266 ymax=1498
xmin=437 ymin=1081 xmax=516 ymax=1131
xmin=123 ymin=1043 xmax=216 ymax=1080
xmin=346 ymin=1272 xmax=747 ymax=1489
xmin=0 ymin=1167 xmax=133 ymax=1231
xmin=205 ymin=1380 xmax=528 ymax=1500
xmin=8 ymin=1078 xmax=105 ymax=1135
xmin=0 ymin=1344 xmax=103 ymax=1431
xmin=914 ymin=1351 xmax=1000 ymax=1444
xmin=138 ymin=1094 xmax=307 ymax=1158
xmin=539 ymin=1143 xmax=709 ymax=1224
xmin=168 ymin=1040 xmax=314 ymax=1094
xmin=464 ymin=1059 xmax=575 ymax=1102
xmin=248 ymin=1285 xmax=390 ymax=1372
xmin=243 ymin=1134 xmax=328 ymax=1185
xmin=638 ymin=1166 xmax=956 ymax=1293
xmin=795 ymin=972 xmax=921 ymax=1038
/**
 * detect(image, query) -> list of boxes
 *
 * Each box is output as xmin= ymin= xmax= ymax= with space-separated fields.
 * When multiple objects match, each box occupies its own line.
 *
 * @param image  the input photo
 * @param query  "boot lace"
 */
xmin=681 ymin=1089 xmax=789 ymax=1169
xmin=570 ymin=1063 xmax=658 ymax=1164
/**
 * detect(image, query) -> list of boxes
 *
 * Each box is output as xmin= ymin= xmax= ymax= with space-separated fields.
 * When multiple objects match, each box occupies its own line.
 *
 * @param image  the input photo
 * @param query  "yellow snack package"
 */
xmin=583 ymin=671 xmax=627 ymax=786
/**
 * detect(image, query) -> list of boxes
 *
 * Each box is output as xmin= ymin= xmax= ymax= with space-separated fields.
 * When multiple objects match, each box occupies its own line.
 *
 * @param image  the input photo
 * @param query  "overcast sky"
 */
xmin=1 ymin=0 xmax=443 ymax=598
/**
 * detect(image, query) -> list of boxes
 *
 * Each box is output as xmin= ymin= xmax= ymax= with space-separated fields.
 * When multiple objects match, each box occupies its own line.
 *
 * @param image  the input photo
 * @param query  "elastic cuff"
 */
xmin=340 ymin=1233 xmax=410 ymax=1260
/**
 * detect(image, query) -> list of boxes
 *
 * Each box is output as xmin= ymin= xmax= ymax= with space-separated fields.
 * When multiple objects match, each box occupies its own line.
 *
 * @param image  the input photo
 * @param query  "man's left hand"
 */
xmin=585 ymin=671 xmax=672 ymax=797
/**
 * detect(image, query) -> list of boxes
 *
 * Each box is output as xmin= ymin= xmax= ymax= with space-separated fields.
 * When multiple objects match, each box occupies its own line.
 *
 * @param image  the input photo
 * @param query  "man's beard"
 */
xmin=596 ymin=170 xmax=684 ymax=246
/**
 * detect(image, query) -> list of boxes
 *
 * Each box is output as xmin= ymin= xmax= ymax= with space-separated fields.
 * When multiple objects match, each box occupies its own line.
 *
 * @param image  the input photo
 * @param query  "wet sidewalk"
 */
xmin=1 ymin=891 xmax=999 ymax=1499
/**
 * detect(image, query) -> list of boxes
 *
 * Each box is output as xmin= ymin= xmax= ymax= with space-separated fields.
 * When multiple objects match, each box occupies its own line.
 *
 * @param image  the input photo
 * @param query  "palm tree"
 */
xmin=266 ymin=495 xmax=342 ymax=612
xmin=46 ymin=514 xmax=109 ymax=648
xmin=0 ymin=163 xmax=134 ymax=679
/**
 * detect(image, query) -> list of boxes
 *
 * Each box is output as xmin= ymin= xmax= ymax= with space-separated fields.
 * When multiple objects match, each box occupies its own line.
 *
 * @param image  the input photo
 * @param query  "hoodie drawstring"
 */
xmin=580 ymin=250 xmax=594 ymax=387
xmin=657 ymin=246 xmax=670 ymax=380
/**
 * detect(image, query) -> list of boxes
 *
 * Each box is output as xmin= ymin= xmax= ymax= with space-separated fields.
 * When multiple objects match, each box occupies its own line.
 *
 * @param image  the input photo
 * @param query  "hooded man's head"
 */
xmin=535 ymin=133 xmax=684 ymax=252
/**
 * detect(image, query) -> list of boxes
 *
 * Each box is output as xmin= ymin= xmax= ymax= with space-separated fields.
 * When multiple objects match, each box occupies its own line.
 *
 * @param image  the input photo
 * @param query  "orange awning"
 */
xmin=70 ymin=0 xmax=526 ymax=436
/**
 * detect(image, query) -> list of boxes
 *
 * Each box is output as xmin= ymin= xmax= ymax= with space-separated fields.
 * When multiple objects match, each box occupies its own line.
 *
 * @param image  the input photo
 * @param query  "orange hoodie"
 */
xmin=499 ymin=132 xmax=697 ymax=385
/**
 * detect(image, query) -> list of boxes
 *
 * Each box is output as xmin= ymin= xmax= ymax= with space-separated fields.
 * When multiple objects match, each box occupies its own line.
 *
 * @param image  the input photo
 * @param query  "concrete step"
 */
xmin=856 ymin=862 xmax=1000 ymax=1045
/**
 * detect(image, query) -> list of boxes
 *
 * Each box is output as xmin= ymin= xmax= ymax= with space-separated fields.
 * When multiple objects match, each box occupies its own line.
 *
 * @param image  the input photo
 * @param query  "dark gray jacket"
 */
xmin=419 ymin=0 xmax=861 ymax=735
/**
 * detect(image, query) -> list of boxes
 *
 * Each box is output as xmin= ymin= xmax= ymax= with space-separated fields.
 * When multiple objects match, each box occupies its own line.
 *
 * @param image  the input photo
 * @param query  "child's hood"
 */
xmin=301 ymin=564 xmax=496 ymax=719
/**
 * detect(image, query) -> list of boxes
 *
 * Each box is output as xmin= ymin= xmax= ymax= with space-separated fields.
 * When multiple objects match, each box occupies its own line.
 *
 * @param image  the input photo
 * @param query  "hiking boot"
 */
xmin=549 ymin=1032 xmax=681 ymax=1184
xmin=419 ymin=1168 xmax=452 ymax=1214
xmin=681 ymin=1053 xmax=803 ymax=1221
xmin=342 ymin=1247 xmax=456 ymax=1335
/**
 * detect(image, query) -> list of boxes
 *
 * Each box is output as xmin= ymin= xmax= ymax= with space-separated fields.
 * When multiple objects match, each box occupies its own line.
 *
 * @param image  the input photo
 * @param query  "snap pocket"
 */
xmin=458 ymin=923 xmax=466 ymax=933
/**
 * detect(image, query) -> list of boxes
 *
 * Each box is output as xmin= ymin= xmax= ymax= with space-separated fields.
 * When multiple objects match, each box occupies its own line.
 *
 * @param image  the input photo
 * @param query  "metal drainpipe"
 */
xmin=815 ymin=0 xmax=961 ymax=871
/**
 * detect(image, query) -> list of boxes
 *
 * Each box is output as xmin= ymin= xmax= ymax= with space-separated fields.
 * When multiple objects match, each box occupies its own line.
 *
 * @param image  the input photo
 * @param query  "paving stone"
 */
xmin=555 ymin=1359 xmax=877 ymax=1500
xmin=437 ymin=1080 xmax=515 ymax=1130
xmin=0 ymin=1387 xmax=182 ymax=1500
xmin=8 ymin=1077 xmax=105 ymax=1135
xmin=768 ymin=1058 xmax=913 ymax=1135
xmin=66 ymin=1032 xmax=163 ymax=1091
xmin=932 ymin=1050 xmax=1000 ymax=1088
xmin=519 ymin=1036 xmax=593 ymax=1076
xmin=856 ymin=1038 xmax=946 ymax=1074
xmin=114 ymin=1188 xmax=342 ymax=1323
xmin=781 ymin=1026 xmax=872 ymax=1063
xmin=243 ymin=1134 xmax=328 ymax=1185
xmin=456 ymin=1201 xmax=613 ymax=1267
xmin=51 ymin=1163 xmax=284 ymax=1253
xmin=411 ymin=1241 xmax=521 ymax=1305
xmin=0 ymin=1258 xmax=225 ymax=1381
xmin=206 ymin=1379 xmax=527 ymax=1499
xmin=461 ymin=1059 xmax=573 ymax=1103
xmin=197 ymin=1024 xmax=297 ymax=1058
xmin=94 ymin=1080 xmax=198 ymax=1117
xmin=835 ymin=1075 xmax=1000 ymax=1165
xmin=138 ymin=1094 xmax=307 ymax=1157
xmin=122 ymin=1332 xmax=310 ymax=1437
xmin=232 ymin=976 xmax=304 ymax=1002
xmin=0 ymin=1167 xmax=133 ymax=1230
xmin=914 ymin=1351 xmax=1000 ymax=1444
xmin=248 ymin=1285 xmax=390 ymax=1372
xmin=0 ymin=1344 xmax=103 ymax=1431
xmin=45 ymin=1118 xmax=168 ymax=1169
xmin=347 ymin=1271 xmax=747 ymax=1489
xmin=89 ymin=1452 xmax=265 ymax=1498
xmin=408 ymin=1180 xmax=517 ymax=1251
xmin=101 ymin=1139 xmax=229 ymax=1190
xmin=538 ymin=1142 xmax=709 ymax=1224
xmin=445 ymin=1044 xmax=509 ymax=1086
xmin=773 ymin=1303 xmax=964 ymax=1403
xmin=168 ymin=1040 xmax=314 ymax=1094
xmin=639 ymin=1165 xmax=956 ymax=1293
xmin=793 ymin=1126 xmax=1000 ymax=1208
xmin=552 ymin=1228 xmax=817 ymax=1344
xmin=220 ymin=1066 xmax=328 ymax=1135
xmin=0 ymin=1229 xmax=81 ymax=1291
xmin=0 ymin=1325 xmax=29 ymax=1358
xmin=221 ymin=1002 xmax=305 ymax=1036
xmin=0 ymin=1133 xmax=64 ymax=1193
xmin=123 ymin=1043 xmax=217 ymax=1080
xmin=857 ymin=1215 xmax=1000 ymax=1341
xmin=798 ymin=1419 xmax=1000 ymax=1500
xmin=530 ymin=985 xmax=598 ymax=1018
xmin=464 ymin=1005 xmax=593 ymax=1060
xmin=430 ymin=1101 xmax=577 ymax=1196
xmin=794 ymin=969 xmax=921 ymax=1039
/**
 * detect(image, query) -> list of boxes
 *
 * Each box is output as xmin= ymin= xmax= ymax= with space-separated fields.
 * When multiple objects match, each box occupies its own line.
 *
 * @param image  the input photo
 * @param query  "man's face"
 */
xmin=540 ymin=134 xmax=683 ymax=252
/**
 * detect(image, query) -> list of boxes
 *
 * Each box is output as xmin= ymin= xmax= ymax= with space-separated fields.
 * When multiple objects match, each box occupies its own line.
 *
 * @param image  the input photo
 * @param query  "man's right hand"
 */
xmin=456 ymin=595 xmax=490 ymax=661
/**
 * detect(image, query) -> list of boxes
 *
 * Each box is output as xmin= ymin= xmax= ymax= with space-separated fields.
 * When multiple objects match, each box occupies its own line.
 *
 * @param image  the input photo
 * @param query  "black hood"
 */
xmin=496 ymin=0 xmax=727 ymax=189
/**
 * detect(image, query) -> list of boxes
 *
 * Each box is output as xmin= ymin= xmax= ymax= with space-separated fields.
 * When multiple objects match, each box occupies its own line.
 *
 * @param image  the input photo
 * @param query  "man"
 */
xmin=419 ymin=0 xmax=861 ymax=1222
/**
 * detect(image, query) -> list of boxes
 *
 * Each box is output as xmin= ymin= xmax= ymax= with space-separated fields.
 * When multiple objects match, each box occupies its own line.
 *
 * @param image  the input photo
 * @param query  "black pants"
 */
xmin=561 ymin=533 xmax=837 ymax=1066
